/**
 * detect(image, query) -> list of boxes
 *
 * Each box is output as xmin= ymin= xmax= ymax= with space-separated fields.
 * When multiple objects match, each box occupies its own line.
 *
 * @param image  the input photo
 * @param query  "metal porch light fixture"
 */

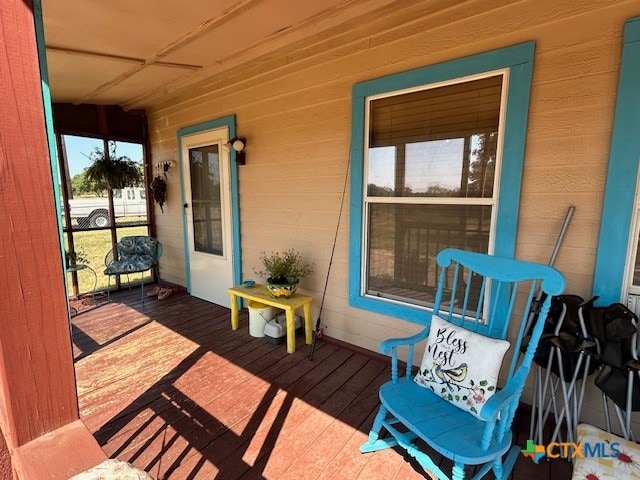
xmin=229 ymin=137 xmax=246 ymax=165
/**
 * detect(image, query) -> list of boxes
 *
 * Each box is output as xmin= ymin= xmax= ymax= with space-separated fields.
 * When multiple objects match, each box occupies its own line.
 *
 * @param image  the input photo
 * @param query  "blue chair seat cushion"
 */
xmin=379 ymin=377 xmax=512 ymax=465
xmin=104 ymin=255 xmax=154 ymax=274
xmin=104 ymin=236 xmax=160 ymax=275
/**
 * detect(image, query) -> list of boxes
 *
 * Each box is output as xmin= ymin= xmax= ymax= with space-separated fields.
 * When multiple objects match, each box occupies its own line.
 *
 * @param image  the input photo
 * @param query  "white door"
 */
xmin=181 ymin=128 xmax=234 ymax=307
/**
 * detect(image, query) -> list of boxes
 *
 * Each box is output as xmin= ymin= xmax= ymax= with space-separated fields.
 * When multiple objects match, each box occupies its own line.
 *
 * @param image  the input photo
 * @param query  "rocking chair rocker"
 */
xmin=360 ymin=248 xmax=565 ymax=480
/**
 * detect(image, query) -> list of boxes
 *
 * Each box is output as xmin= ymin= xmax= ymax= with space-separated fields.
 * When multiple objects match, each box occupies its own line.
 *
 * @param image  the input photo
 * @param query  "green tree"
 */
xmin=468 ymin=132 xmax=497 ymax=197
xmin=71 ymin=168 xmax=107 ymax=197
xmin=367 ymin=184 xmax=394 ymax=197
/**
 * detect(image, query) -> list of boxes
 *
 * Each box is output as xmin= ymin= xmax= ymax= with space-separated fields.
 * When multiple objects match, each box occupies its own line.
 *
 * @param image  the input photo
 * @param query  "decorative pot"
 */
xmin=266 ymin=278 xmax=299 ymax=298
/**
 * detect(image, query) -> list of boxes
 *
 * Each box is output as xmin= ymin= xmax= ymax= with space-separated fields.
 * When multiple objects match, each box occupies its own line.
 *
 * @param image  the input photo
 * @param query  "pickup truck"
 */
xmin=66 ymin=188 xmax=148 ymax=227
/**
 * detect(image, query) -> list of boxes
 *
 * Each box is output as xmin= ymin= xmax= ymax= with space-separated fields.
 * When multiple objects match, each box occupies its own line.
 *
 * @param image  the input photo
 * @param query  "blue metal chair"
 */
xmin=360 ymin=248 xmax=565 ymax=480
xmin=104 ymin=236 xmax=162 ymax=303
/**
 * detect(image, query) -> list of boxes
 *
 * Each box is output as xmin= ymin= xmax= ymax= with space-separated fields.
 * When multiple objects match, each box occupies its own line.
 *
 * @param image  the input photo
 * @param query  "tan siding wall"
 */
xmin=148 ymin=0 xmax=640 ymax=432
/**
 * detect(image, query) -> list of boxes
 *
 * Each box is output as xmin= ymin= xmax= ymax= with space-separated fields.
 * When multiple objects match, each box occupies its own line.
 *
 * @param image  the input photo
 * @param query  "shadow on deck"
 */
xmin=70 ymin=289 xmax=572 ymax=479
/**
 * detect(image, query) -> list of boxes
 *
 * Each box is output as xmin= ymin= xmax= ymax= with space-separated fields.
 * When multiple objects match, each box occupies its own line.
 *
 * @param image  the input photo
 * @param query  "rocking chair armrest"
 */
xmin=380 ymin=328 xmax=430 ymax=382
xmin=479 ymin=369 xmax=527 ymax=422
xmin=379 ymin=329 xmax=429 ymax=355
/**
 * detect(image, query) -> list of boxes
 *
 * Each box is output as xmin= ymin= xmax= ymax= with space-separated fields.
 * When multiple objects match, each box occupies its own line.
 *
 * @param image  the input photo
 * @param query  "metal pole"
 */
xmin=548 ymin=206 xmax=575 ymax=267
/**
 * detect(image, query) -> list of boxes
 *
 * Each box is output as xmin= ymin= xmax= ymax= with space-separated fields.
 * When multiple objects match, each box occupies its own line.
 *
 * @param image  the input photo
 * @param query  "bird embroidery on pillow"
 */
xmin=415 ymin=361 xmax=468 ymax=391
xmin=435 ymin=362 xmax=468 ymax=383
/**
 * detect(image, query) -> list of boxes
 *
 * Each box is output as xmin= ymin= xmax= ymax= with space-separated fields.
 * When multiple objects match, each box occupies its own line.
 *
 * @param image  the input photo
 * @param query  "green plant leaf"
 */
xmin=85 ymin=143 xmax=143 ymax=191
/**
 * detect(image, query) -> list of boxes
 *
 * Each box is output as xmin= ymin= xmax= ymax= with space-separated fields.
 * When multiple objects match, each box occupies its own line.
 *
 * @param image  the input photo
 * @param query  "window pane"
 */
xmin=368 ymin=76 xmax=501 ymax=198
xmin=367 ymin=146 xmax=396 ymax=196
xmin=633 ymin=232 xmax=640 ymax=287
xmin=189 ymin=145 xmax=223 ymax=255
xmin=62 ymin=135 xmax=103 ymax=230
xmin=366 ymin=203 xmax=491 ymax=306
xmin=113 ymin=141 xmax=147 ymax=227
xmin=61 ymin=137 xmax=147 ymax=230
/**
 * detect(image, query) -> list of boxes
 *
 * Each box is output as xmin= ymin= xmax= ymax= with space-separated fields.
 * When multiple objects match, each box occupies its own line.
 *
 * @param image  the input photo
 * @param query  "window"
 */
xmin=625 ymin=199 xmax=640 ymax=297
xmin=364 ymin=75 xmax=502 ymax=307
xmin=349 ymin=42 xmax=536 ymax=323
xmin=594 ymin=17 xmax=640 ymax=306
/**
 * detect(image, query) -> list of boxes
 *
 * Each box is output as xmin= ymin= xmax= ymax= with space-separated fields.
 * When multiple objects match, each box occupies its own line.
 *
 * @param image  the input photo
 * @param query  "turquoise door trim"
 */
xmin=349 ymin=42 xmax=536 ymax=324
xmin=33 ymin=0 xmax=66 ymax=270
xmin=593 ymin=17 xmax=640 ymax=305
xmin=177 ymin=116 xmax=242 ymax=292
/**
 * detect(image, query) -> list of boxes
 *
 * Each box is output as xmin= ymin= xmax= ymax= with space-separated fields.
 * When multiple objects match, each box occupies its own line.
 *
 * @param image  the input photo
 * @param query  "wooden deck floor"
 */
xmin=71 ymin=289 xmax=573 ymax=480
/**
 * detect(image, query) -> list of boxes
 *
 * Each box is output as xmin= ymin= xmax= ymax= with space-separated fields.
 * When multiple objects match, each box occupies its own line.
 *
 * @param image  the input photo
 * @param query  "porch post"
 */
xmin=0 ymin=0 xmax=105 ymax=477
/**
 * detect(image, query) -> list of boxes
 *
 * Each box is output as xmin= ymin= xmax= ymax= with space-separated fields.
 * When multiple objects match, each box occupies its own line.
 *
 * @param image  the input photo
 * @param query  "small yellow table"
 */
xmin=228 ymin=284 xmax=313 ymax=354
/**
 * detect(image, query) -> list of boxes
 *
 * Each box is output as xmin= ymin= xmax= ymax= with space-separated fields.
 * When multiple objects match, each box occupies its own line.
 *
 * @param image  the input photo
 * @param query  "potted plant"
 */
xmin=84 ymin=142 xmax=144 ymax=226
xmin=255 ymin=249 xmax=314 ymax=298
xmin=64 ymin=248 xmax=89 ymax=268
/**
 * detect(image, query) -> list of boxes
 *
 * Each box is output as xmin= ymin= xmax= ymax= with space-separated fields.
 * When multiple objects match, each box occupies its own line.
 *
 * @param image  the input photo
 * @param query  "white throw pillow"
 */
xmin=414 ymin=315 xmax=510 ymax=419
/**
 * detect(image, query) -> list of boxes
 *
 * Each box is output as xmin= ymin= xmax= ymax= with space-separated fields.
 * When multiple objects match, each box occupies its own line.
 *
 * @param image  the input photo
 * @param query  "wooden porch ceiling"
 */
xmin=71 ymin=289 xmax=572 ymax=479
xmin=42 ymin=0 xmax=403 ymax=110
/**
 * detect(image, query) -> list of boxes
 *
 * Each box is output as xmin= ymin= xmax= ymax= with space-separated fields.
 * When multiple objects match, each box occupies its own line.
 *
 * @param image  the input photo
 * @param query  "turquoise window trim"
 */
xmin=177 ymin=116 xmax=242 ymax=292
xmin=349 ymin=42 xmax=536 ymax=324
xmin=593 ymin=17 xmax=640 ymax=305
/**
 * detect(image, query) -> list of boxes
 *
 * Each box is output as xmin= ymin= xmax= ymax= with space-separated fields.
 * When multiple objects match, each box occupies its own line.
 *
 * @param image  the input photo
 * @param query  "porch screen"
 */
xmin=364 ymin=74 xmax=503 ymax=307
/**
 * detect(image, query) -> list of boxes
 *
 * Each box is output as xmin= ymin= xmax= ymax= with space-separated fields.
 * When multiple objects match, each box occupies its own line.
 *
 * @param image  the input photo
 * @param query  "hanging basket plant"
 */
xmin=150 ymin=175 xmax=167 ymax=212
xmin=85 ymin=143 xmax=143 ymax=191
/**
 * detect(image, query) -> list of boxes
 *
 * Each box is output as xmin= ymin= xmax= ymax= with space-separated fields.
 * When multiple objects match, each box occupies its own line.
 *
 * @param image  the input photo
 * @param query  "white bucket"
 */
xmin=248 ymin=301 xmax=274 ymax=337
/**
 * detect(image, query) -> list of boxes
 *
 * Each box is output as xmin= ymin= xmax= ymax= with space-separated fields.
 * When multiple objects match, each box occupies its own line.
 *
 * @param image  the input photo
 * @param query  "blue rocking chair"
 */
xmin=360 ymin=248 xmax=565 ymax=480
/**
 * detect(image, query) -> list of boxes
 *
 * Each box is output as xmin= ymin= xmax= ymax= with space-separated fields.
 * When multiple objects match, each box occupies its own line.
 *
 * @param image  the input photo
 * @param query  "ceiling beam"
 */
xmin=73 ymin=0 xmax=264 ymax=104
xmin=123 ymin=0 xmax=403 ymax=109
xmin=46 ymin=46 xmax=202 ymax=70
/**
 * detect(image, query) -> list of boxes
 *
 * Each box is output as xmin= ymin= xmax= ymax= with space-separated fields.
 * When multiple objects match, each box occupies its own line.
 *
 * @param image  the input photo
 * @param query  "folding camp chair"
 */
xmin=528 ymin=295 xmax=599 ymax=445
xmin=588 ymin=302 xmax=640 ymax=440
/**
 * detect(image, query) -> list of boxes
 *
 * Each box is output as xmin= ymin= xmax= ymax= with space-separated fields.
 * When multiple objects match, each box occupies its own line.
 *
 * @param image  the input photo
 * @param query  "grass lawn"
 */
xmin=66 ymin=222 xmax=151 ymax=295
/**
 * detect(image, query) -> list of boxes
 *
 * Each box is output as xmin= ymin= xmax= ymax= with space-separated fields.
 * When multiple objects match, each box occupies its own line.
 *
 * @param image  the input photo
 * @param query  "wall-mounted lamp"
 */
xmin=229 ymin=137 xmax=247 ymax=165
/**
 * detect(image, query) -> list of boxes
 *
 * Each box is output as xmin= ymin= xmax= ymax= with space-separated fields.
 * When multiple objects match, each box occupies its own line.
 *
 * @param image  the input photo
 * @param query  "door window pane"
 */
xmin=189 ymin=145 xmax=223 ymax=255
